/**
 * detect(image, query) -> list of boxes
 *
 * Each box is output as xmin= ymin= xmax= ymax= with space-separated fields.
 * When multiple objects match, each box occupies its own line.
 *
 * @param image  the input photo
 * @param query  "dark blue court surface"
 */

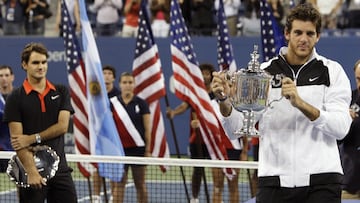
xmin=1 ymin=180 xmax=254 ymax=203
xmin=245 ymin=198 xmax=360 ymax=203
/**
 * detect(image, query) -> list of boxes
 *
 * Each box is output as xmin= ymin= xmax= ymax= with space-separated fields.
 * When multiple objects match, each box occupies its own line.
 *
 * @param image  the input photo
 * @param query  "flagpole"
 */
xmin=193 ymin=114 xmax=210 ymax=203
xmin=87 ymin=177 xmax=93 ymax=202
xmin=164 ymin=94 xmax=190 ymax=202
xmin=102 ymin=177 xmax=109 ymax=203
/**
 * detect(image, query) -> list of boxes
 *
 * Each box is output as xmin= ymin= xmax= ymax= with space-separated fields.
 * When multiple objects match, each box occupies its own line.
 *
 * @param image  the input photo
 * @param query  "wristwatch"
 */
xmin=35 ymin=133 xmax=41 ymax=144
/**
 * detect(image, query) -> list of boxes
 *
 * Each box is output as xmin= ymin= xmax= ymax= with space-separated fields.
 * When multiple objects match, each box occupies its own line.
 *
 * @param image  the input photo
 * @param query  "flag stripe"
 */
xmin=170 ymin=0 xmax=234 ymax=177
xmin=110 ymin=97 xmax=146 ymax=147
xmin=61 ymin=0 xmax=91 ymax=178
xmin=132 ymin=0 xmax=169 ymax=166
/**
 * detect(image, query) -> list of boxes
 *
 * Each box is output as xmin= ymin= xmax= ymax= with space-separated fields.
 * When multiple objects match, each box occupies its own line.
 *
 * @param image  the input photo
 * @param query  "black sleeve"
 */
xmin=3 ymin=88 xmax=22 ymax=123
xmin=56 ymin=84 xmax=75 ymax=115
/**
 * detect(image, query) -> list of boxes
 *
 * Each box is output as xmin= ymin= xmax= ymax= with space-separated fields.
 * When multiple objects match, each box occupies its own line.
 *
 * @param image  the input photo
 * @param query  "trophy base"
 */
xmin=233 ymin=128 xmax=259 ymax=138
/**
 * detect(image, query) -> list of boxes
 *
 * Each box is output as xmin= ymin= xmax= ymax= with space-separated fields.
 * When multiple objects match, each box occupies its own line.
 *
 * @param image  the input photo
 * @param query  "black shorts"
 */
xmin=189 ymin=143 xmax=210 ymax=159
xmin=226 ymin=149 xmax=241 ymax=160
xmin=124 ymin=147 xmax=145 ymax=157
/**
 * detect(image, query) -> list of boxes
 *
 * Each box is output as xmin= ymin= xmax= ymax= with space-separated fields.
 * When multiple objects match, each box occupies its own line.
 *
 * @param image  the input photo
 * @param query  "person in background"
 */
xmin=110 ymin=72 xmax=150 ymax=203
xmin=241 ymin=0 xmax=261 ymax=36
xmin=0 ymin=65 xmax=15 ymax=172
xmin=212 ymin=3 xmax=352 ymax=202
xmin=267 ymin=0 xmax=284 ymax=31
xmin=210 ymin=68 xmax=248 ymax=202
xmin=55 ymin=0 xmax=81 ymax=37
xmin=90 ymin=65 xmax=121 ymax=202
xmin=103 ymin=65 xmax=121 ymax=98
xmin=338 ymin=59 xmax=360 ymax=200
xmin=91 ymin=65 xmax=121 ymax=203
xmin=214 ymin=0 xmax=242 ymax=37
xmin=24 ymin=0 xmax=51 ymax=35
xmin=309 ymin=0 xmax=343 ymax=30
xmin=167 ymin=63 xmax=243 ymax=203
xmin=2 ymin=0 xmax=27 ymax=35
xmin=150 ymin=0 xmax=170 ymax=38
xmin=190 ymin=0 xmax=216 ymax=36
xmin=179 ymin=0 xmax=191 ymax=28
xmin=122 ymin=0 xmax=140 ymax=37
xmin=3 ymin=42 xmax=77 ymax=202
xmin=88 ymin=0 xmax=123 ymax=36
xmin=346 ymin=0 xmax=360 ymax=28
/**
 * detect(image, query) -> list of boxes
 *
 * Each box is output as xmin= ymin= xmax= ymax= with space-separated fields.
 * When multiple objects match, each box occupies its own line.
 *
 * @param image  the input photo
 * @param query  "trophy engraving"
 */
xmin=226 ymin=45 xmax=272 ymax=137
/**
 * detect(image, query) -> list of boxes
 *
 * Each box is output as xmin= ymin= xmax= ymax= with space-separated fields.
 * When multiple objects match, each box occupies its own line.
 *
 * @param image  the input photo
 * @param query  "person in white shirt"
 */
xmin=214 ymin=0 xmax=241 ymax=36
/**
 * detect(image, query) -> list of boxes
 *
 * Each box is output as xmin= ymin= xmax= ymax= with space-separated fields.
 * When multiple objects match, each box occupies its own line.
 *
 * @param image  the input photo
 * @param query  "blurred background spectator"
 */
xmin=214 ymin=0 xmax=242 ymax=37
xmin=241 ymin=0 xmax=260 ymax=36
xmin=190 ymin=0 xmax=216 ymax=36
xmin=267 ymin=0 xmax=284 ymax=31
xmin=347 ymin=0 xmax=360 ymax=28
xmin=122 ymin=0 xmax=140 ymax=37
xmin=309 ymin=0 xmax=344 ymax=30
xmin=24 ymin=0 xmax=52 ymax=35
xmin=1 ymin=0 xmax=360 ymax=37
xmin=55 ymin=0 xmax=81 ymax=37
xmin=179 ymin=0 xmax=192 ymax=28
xmin=2 ymin=0 xmax=27 ymax=35
xmin=88 ymin=0 xmax=123 ymax=36
xmin=150 ymin=0 xmax=170 ymax=38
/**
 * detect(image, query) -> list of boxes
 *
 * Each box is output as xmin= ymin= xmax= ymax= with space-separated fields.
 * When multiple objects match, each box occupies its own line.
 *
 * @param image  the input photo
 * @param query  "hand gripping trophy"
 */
xmin=226 ymin=45 xmax=273 ymax=137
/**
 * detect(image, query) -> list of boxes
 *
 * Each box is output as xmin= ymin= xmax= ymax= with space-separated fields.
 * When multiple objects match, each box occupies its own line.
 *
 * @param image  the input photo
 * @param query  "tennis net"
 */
xmin=0 ymin=152 xmax=258 ymax=203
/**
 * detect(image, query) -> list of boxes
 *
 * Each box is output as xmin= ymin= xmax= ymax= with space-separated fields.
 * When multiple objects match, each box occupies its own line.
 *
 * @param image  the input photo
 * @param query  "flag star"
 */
xmin=260 ymin=0 xmax=286 ymax=61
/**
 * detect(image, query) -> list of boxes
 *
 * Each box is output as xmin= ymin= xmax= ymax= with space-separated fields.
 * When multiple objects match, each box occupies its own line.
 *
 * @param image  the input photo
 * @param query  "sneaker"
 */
xmin=92 ymin=195 xmax=102 ymax=203
xmin=190 ymin=198 xmax=199 ymax=203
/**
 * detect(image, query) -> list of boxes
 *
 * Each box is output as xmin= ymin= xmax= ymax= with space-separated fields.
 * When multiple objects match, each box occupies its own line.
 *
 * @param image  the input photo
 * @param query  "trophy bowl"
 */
xmin=227 ymin=45 xmax=272 ymax=137
xmin=7 ymin=145 xmax=60 ymax=188
xmin=230 ymin=70 xmax=271 ymax=112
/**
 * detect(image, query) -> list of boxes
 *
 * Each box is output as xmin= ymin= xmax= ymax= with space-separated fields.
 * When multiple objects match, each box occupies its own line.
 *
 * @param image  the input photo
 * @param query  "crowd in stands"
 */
xmin=0 ymin=0 xmax=360 ymax=37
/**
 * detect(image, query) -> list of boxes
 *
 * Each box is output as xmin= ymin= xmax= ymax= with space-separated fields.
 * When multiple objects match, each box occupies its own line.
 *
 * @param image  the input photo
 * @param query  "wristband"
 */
xmin=35 ymin=133 xmax=41 ymax=144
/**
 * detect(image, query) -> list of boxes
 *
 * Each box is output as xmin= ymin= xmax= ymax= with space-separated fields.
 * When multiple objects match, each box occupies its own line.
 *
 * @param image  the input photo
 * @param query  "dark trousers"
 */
xmin=19 ymin=172 xmax=77 ymax=203
xmin=256 ymin=174 xmax=342 ymax=203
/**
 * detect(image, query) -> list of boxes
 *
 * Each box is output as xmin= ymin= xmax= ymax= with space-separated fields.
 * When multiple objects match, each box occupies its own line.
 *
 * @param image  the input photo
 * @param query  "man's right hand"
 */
xmin=27 ymin=169 xmax=47 ymax=189
xmin=211 ymin=71 xmax=231 ymax=100
xmin=166 ymin=108 xmax=174 ymax=119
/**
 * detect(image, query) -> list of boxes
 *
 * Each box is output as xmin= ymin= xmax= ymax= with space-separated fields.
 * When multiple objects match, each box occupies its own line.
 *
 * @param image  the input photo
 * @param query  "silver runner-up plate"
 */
xmin=6 ymin=145 xmax=60 ymax=188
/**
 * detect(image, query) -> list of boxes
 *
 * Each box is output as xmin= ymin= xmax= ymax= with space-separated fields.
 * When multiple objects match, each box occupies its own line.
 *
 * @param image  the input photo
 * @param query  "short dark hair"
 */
xmin=199 ymin=63 xmax=215 ymax=80
xmin=354 ymin=60 xmax=360 ymax=72
xmin=0 ymin=65 xmax=13 ymax=75
xmin=285 ymin=3 xmax=322 ymax=35
xmin=199 ymin=63 xmax=215 ymax=73
xmin=103 ymin=65 xmax=117 ymax=78
xmin=21 ymin=42 xmax=49 ymax=64
xmin=119 ymin=72 xmax=133 ymax=82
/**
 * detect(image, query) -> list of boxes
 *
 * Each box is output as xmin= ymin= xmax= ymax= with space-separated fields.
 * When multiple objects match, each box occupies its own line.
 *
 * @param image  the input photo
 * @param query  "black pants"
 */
xmin=19 ymin=172 xmax=77 ymax=203
xmin=256 ymin=174 xmax=342 ymax=203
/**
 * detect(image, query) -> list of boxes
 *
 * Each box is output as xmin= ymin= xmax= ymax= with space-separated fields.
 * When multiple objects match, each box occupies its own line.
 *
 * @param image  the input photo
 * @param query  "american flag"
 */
xmin=260 ymin=0 xmax=286 ymax=62
xmin=133 ymin=0 xmax=169 ymax=168
xmin=170 ymin=0 xmax=234 ymax=176
xmin=216 ymin=0 xmax=237 ymax=72
xmin=61 ymin=0 xmax=93 ymax=178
